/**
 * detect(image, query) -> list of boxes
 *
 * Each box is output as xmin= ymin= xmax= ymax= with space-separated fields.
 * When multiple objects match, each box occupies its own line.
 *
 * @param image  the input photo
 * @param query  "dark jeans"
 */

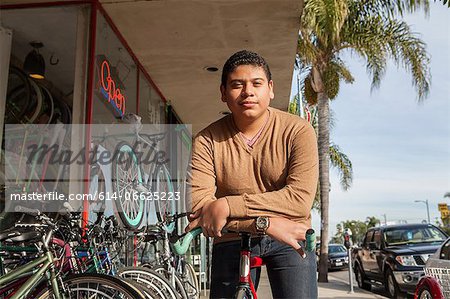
xmin=210 ymin=236 xmax=318 ymax=299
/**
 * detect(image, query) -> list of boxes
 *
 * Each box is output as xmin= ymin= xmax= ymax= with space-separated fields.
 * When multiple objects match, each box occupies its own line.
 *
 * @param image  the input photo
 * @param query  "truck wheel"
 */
xmin=385 ymin=268 xmax=400 ymax=298
xmin=355 ymin=263 xmax=371 ymax=291
xmin=417 ymin=286 xmax=433 ymax=299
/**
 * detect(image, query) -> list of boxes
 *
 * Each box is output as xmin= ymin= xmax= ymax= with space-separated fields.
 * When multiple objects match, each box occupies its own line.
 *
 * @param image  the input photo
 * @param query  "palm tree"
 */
xmin=298 ymin=0 xmax=431 ymax=282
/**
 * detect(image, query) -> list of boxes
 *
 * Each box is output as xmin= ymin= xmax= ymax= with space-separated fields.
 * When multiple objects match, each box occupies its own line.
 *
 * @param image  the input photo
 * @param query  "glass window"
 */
xmin=384 ymin=225 xmax=447 ymax=246
xmin=373 ymin=230 xmax=381 ymax=249
xmin=440 ymin=239 xmax=450 ymax=260
xmin=364 ymin=231 xmax=374 ymax=248
xmin=92 ymin=13 xmax=137 ymax=123
xmin=139 ymin=70 xmax=164 ymax=124
xmin=329 ymin=245 xmax=347 ymax=254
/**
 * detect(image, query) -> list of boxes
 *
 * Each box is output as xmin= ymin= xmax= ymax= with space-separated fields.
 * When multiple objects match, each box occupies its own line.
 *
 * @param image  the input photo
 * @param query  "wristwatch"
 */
xmin=255 ymin=216 xmax=270 ymax=234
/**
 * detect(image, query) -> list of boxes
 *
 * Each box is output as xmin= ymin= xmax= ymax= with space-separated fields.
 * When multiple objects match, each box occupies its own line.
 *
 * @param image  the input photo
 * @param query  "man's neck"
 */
xmin=233 ymin=109 xmax=270 ymax=138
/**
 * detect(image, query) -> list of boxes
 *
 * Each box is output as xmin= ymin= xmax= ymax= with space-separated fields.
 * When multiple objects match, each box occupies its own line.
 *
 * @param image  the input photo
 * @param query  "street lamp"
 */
xmin=415 ymin=199 xmax=430 ymax=224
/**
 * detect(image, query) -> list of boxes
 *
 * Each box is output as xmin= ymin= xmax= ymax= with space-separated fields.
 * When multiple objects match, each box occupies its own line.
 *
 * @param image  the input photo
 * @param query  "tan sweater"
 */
xmin=189 ymin=107 xmax=319 ymax=242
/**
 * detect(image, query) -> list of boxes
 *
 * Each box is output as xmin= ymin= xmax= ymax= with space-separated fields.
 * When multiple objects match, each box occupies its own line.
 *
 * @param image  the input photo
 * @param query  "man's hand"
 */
xmin=266 ymin=217 xmax=310 ymax=251
xmin=185 ymin=198 xmax=230 ymax=237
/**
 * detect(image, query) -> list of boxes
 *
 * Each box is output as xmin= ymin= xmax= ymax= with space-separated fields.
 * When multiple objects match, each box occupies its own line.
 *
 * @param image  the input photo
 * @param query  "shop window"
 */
xmin=139 ymin=71 xmax=164 ymax=124
xmin=93 ymin=13 xmax=137 ymax=123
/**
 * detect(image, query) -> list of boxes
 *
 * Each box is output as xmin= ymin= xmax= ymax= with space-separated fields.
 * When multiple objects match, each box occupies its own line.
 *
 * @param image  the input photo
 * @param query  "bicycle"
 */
xmin=0 ymin=206 xmax=147 ymax=299
xmin=139 ymin=213 xmax=199 ymax=299
xmin=89 ymin=115 xmax=177 ymax=231
xmin=172 ymin=226 xmax=316 ymax=299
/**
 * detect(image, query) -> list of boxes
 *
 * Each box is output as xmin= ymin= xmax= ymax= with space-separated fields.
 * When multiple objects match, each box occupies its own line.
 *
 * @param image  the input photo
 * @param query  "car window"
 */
xmin=373 ymin=230 xmax=381 ymax=249
xmin=329 ymin=245 xmax=347 ymax=254
xmin=384 ymin=226 xmax=446 ymax=246
xmin=440 ymin=239 xmax=450 ymax=260
xmin=364 ymin=231 xmax=374 ymax=248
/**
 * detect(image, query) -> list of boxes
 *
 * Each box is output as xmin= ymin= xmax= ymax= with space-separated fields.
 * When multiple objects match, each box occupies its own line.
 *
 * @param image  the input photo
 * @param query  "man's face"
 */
xmin=220 ymin=65 xmax=274 ymax=122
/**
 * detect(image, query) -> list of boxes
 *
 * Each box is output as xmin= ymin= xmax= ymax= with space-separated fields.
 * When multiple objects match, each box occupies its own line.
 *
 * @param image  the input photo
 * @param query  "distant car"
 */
xmin=414 ymin=237 xmax=450 ymax=299
xmin=328 ymin=244 xmax=349 ymax=270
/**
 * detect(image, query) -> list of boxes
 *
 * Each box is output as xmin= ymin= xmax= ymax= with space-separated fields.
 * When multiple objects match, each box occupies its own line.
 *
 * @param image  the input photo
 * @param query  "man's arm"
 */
xmin=225 ymin=124 xmax=318 ymax=219
xmin=188 ymin=132 xmax=216 ymax=212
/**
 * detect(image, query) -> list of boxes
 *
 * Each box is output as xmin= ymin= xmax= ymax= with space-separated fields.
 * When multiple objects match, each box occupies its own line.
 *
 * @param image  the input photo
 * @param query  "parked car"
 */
xmin=352 ymin=223 xmax=447 ymax=298
xmin=414 ymin=237 xmax=450 ymax=299
xmin=328 ymin=244 xmax=349 ymax=270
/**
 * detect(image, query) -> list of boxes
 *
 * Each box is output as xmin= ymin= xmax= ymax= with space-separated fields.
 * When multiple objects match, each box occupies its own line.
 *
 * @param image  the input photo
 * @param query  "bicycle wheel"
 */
xmin=152 ymin=163 xmax=176 ymax=233
xmin=112 ymin=141 xmax=145 ymax=230
xmin=153 ymin=266 xmax=188 ymax=299
xmin=26 ymin=79 xmax=44 ymax=124
xmin=118 ymin=266 xmax=179 ymax=299
xmin=233 ymin=287 xmax=253 ymax=299
xmin=36 ymin=273 xmax=146 ymax=298
xmin=36 ymin=85 xmax=54 ymax=126
xmin=183 ymin=262 xmax=199 ymax=299
xmin=5 ymin=66 xmax=32 ymax=124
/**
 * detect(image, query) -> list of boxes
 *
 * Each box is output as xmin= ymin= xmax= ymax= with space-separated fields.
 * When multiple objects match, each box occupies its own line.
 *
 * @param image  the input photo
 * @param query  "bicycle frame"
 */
xmin=0 ymin=232 xmax=62 ymax=299
xmin=234 ymin=233 xmax=264 ymax=299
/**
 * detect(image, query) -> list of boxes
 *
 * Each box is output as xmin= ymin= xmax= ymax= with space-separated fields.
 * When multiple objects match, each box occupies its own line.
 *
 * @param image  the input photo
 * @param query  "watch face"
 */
xmin=257 ymin=217 xmax=268 ymax=230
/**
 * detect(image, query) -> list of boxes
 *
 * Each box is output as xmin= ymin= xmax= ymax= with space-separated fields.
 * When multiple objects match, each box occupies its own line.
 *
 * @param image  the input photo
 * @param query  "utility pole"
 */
xmin=382 ymin=214 xmax=387 ymax=226
xmin=415 ymin=199 xmax=430 ymax=223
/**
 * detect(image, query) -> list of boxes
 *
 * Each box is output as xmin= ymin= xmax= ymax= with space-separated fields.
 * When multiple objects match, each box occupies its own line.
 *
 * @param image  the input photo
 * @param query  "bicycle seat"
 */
xmin=0 ymin=227 xmax=42 ymax=243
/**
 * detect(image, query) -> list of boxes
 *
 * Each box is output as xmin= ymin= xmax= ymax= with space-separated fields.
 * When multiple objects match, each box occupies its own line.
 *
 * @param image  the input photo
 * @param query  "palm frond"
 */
xmin=329 ymin=144 xmax=353 ymax=190
xmin=302 ymin=0 xmax=349 ymax=49
xmin=439 ymin=0 xmax=450 ymax=7
xmin=342 ymin=13 xmax=431 ymax=100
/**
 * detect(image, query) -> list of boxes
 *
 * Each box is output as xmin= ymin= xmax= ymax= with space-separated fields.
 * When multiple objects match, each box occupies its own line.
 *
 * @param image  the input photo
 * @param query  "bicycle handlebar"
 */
xmin=171 ymin=227 xmax=317 ymax=257
xmin=171 ymin=227 xmax=202 ymax=255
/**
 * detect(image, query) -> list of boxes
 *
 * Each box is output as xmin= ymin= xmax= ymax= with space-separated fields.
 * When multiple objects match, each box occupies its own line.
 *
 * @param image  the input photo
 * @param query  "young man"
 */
xmin=186 ymin=50 xmax=319 ymax=298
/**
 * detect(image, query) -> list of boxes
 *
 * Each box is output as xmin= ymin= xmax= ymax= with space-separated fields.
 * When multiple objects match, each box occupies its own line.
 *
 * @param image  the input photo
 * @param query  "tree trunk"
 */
xmin=317 ymin=90 xmax=331 ymax=283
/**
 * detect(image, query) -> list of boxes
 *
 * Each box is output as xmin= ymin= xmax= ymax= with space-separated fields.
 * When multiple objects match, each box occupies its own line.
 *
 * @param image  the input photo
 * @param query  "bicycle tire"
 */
xmin=152 ymin=163 xmax=176 ymax=233
xmin=233 ymin=287 xmax=253 ymax=299
xmin=35 ymin=273 xmax=146 ymax=299
xmin=184 ymin=261 xmax=199 ymax=299
xmin=5 ymin=66 xmax=32 ymax=124
xmin=51 ymin=97 xmax=71 ymax=124
xmin=112 ymin=141 xmax=145 ymax=230
xmin=118 ymin=266 xmax=179 ymax=299
xmin=27 ymin=79 xmax=44 ymax=124
xmin=37 ymin=85 xmax=54 ymax=126
xmin=153 ymin=266 xmax=188 ymax=299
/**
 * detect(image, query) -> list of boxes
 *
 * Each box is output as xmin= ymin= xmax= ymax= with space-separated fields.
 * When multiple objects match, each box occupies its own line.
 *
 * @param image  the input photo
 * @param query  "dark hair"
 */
xmin=221 ymin=50 xmax=272 ymax=87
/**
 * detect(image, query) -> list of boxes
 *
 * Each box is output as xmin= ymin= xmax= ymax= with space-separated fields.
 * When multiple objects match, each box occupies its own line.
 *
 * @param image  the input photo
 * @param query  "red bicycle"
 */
xmin=172 ymin=226 xmax=316 ymax=299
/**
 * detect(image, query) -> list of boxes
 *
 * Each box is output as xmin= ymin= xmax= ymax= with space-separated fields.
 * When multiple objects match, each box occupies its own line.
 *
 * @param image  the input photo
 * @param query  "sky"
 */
xmin=289 ymin=2 xmax=450 ymax=238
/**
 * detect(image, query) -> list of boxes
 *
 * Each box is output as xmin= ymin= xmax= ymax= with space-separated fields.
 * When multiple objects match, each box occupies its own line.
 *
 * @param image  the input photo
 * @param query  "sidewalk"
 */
xmin=200 ymin=266 xmax=385 ymax=299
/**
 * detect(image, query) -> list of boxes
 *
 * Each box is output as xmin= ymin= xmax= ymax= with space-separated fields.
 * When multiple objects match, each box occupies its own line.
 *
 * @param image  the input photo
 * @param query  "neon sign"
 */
xmin=99 ymin=59 xmax=126 ymax=116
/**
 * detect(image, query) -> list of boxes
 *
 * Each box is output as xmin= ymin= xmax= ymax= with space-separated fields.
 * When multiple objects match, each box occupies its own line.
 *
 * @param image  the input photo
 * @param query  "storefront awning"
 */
xmin=2 ymin=0 xmax=303 ymax=134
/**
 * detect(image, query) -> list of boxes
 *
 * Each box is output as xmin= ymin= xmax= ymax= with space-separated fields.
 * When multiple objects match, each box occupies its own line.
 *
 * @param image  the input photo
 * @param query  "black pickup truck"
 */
xmin=352 ymin=223 xmax=447 ymax=298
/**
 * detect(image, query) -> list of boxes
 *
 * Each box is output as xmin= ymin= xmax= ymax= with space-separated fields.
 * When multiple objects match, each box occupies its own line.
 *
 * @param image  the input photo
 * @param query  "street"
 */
xmin=328 ymin=268 xmax=413 ymax=299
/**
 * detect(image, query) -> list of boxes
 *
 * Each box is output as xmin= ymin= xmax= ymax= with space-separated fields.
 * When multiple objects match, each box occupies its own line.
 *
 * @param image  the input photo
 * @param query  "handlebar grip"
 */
xmin=305 ymin=229 xmax=316 ymax=252
xmin=171 ymin=227 xmax=202 ymax=255
xmin=15 ymin=205 xmax=41 ymax=216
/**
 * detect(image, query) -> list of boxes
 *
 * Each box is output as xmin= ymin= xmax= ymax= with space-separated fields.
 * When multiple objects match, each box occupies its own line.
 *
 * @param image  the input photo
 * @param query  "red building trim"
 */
xmin=82 ymin=1 xmax=98 ymax=227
